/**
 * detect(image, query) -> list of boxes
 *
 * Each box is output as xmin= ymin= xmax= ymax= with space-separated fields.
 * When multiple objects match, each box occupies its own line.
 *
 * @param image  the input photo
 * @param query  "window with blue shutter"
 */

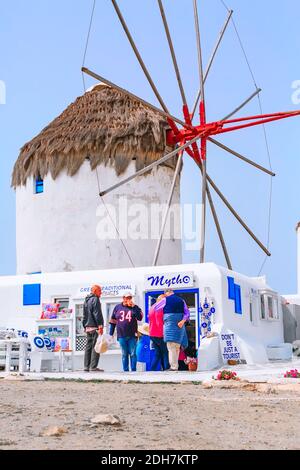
xmin=35 ymin=176 xmax=44 ymax=194
xmin=23 ymin=284 xmax=41 ymax=306
xmin=227 ymin=276 xmax=243 ymax=315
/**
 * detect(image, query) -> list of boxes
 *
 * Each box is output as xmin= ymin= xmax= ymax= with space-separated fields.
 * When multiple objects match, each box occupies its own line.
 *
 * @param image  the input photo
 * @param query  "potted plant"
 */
xmin=284 ymin=369 xmax=300 ymax=378
xmin=213 ymin=370 xmax=239 ymax=381
xmin=185 ymin=357 xmax=198 ymax=372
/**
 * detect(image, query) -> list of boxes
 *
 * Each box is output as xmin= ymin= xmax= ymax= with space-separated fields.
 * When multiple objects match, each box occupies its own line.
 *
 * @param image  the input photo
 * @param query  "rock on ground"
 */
xmin=41 ymin=426 xmax=68 ymax=437
xmin=90 ymin=414 xmax=121 ymax=426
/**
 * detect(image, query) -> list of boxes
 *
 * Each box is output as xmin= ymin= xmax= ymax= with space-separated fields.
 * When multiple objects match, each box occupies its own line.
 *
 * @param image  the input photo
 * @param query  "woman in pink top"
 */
xmin=149 ymin=295 xmax=170 ymax=371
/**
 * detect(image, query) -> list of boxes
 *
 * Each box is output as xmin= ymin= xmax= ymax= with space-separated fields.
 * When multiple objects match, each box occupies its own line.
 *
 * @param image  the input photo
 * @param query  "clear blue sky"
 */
xmin=1 ymin=0 xmax=300 ymax=294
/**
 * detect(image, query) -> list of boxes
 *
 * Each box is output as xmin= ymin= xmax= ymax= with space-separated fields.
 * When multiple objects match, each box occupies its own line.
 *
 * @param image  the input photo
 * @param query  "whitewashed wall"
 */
xmin=0 ymin=263 xmax=284 ymax=369
xmin=16 ymin=160 xmax=181 ymax=274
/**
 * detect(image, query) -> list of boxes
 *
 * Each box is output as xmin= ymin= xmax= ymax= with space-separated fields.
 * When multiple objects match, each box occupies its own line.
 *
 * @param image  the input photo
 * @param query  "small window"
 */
xmin=260 ymin=295 xmax=266 ymax=320
xmin=260 ymin=293 xmax=280 ymax=321
xmin=35 ymin=176 xmax=44 ymax=194
xmin=267 ymin=296 xmax=274 ymax=319
xmin=75 ymin=304 xmax=85 ymax=336
xmin=273 ymin=297 xmax=280 ymax=320
xmin=106 ymin=303 xmax=121 ymax=349
xmin=106 ymin=302 xmax=119 ymax=327
xmin=53 ymin=298 xmax=69 ymax=312
xmin=249 ymin=301 xmax=253 ymax=323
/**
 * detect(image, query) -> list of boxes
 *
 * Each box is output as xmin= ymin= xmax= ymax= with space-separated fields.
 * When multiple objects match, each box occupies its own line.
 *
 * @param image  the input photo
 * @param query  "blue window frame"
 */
xmin=227 ymin=276 xmax=236 ymax=300
xmin=35 ymin=176 xmax=44 ymax=194
xmin=23 ymin=284 xmax=41 ymax=306
xmin=144 ymin=288 xmax=201 ymax=347
xmin=227 ymin=277 xmax=243 ymax=315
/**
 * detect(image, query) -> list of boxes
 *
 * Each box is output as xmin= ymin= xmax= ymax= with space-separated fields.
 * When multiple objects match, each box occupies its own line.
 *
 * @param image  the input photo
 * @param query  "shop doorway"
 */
xmin=145 ymin=289 xmax=200 ymax=352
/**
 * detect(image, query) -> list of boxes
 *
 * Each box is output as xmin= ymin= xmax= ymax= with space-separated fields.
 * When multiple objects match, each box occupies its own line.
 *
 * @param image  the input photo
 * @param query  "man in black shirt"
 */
xmin=83 ymin=285 xmax=104 ymax=372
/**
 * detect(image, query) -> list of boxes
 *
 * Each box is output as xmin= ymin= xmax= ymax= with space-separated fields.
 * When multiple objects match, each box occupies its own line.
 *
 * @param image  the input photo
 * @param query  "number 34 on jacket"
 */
xmin=109 ymin=303 xmax=143 ymax=339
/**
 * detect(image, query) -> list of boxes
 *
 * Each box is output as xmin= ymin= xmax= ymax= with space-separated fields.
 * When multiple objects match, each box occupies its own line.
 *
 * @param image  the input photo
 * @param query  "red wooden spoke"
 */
xmin=166 ymin=109 xmax=300 ymax=159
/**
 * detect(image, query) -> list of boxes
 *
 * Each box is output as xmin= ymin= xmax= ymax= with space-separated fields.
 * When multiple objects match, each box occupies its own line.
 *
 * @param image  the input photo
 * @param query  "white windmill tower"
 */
xmin=12 ymin=82 xmax=182 ymax=274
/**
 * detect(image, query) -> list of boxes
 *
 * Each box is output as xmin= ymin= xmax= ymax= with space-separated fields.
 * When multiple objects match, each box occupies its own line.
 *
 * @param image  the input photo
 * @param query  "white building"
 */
xmin=281 ymin=223 xmax=300 ymax=344
xmin=12 ymin=84 xmax=181 ymax=274
xmin=0 ymin=263 xmax=287 ymax=371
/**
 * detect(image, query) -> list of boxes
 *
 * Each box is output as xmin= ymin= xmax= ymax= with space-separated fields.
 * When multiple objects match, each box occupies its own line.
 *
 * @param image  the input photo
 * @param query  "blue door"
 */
xmin=145 ymin=289 xmax=201 ymax=349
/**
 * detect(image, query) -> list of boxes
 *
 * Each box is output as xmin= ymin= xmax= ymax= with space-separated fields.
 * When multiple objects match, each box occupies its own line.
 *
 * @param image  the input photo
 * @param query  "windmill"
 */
xmin=82 ymin=0 xmax=300 ymax=270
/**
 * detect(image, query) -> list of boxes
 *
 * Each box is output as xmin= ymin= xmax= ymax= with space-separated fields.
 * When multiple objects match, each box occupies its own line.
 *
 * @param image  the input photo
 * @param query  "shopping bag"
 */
xmin=94 ymin=335 xmax=102 ymax=354
xmin=94 ymin=334 xmax=113 ymax=354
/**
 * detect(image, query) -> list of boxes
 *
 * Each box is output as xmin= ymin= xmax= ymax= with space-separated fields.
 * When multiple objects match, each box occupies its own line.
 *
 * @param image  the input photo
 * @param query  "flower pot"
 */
xmin=188 ymin=362 xmax=198 ymax=372
xmin=227 ymin=359 xmax=238 ymax=366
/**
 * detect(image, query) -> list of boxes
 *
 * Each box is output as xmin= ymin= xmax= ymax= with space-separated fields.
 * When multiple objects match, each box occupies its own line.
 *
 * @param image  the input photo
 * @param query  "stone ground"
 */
xmin=0 ymin=379 xmax=300 ymax=450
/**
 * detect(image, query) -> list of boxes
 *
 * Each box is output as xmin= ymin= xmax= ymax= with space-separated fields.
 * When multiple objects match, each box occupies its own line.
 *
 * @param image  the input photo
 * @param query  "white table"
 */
xmin=58 ymin=349 xmax=74 ymax=372
xmin=0 ymin=339 xmax=30 ymax=373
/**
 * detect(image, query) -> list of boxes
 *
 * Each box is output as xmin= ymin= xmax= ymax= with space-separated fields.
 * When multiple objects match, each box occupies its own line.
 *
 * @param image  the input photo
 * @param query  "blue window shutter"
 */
xmin=227 ymin=277 xmax=235 ymax=300
xmin=234 ymin=284 xmax=242 ymax=314
xmin=23 ymin=284 xmax=41 ymax=306
xmin=35 ymin=176 xmax=44 ymax=194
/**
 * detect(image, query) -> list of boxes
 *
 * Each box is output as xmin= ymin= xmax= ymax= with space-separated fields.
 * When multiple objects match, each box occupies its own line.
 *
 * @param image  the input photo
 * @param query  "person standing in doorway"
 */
xmin=155 ymin=289 xmax=190 ymax=371
xmin=83 ymin=285 xmax=104 ymax=372
xmin=109 ymin=293 xmax=143 ymax=372
xmin=149 ymin=295 xmax=170 ymax=371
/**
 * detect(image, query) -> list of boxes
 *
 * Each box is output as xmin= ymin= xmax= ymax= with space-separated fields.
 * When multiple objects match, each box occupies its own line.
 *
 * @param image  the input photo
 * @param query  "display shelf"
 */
xmin=36 ymin=318 xmax=73 ymax=323
xmin=36 ymin=317 xmax=74 ymax=351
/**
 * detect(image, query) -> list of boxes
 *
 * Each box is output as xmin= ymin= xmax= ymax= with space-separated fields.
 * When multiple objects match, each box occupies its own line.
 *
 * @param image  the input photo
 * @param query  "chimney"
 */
xmin=297 ymin=222 xmax=300 ymax=294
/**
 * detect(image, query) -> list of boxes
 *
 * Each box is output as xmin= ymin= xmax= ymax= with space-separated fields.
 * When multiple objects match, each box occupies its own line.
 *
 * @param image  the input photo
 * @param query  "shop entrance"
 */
xmin=145 ymin=289 xmax=200 ymax=359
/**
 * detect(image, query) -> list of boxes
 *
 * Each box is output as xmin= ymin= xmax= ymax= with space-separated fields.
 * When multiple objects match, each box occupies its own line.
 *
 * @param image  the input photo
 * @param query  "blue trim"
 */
xmin=227 ymin=276 xmax=243 ymax=315
xmin=234 ymin=285 xmax=242 ymax=314
xmin=144 ymin=288 xmax=201 ymax=347
xmin=23 ymin=284 xmax=41 ymax=306
xmin=228 ymin=276 xmax=236 ymax=300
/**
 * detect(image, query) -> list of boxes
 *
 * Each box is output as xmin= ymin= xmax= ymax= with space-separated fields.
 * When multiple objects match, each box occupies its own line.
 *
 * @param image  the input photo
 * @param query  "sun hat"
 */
xmin=138 ymin=323 xmax=150 ymax=336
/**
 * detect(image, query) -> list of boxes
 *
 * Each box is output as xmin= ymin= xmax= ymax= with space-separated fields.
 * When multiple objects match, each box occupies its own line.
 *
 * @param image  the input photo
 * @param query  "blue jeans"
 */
xmin=150 ymin=337 xmax=170 ymax=371
xmin=118 ymin=337 xmax=137 ymax=372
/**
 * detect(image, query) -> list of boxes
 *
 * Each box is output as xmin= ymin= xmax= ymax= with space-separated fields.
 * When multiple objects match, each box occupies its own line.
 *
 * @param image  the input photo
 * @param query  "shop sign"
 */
xmin=75 ymin=283 xmax=136 ymax=298
xmin=145 ymin=272 xmax=194 ymax=291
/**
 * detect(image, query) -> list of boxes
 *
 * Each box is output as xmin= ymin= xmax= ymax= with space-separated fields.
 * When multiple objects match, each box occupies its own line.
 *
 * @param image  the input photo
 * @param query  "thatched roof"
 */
xmin=12 ymin=84 xmax=175 ymax=187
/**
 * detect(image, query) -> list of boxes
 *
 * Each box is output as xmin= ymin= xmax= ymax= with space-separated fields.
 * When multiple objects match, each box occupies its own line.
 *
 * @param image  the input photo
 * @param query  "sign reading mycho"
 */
xmin=145 ymin=272 xmax=194 ymax=291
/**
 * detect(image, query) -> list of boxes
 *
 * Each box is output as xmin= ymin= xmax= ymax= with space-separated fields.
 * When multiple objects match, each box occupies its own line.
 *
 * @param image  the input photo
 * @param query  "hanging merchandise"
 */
xmin=41 ymin=303 xmax=60 ymax=319
xmin=200 ymin=298 xmax=216 ymax=339
xmin=40 ymin=303 xmax=73 ymax=320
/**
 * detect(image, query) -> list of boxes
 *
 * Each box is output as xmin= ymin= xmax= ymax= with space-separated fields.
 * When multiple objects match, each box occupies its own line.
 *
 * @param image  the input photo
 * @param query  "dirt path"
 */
xmin=0 ymin=380 xmax=299 ymax=450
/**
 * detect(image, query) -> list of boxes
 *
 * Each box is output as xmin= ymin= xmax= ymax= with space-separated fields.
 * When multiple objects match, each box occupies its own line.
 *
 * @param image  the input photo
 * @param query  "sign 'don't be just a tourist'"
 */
xmin=220 ymin=333 xmax=241 ymax=362
xmin=145 ymin=272 xmax=194 ymax=291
